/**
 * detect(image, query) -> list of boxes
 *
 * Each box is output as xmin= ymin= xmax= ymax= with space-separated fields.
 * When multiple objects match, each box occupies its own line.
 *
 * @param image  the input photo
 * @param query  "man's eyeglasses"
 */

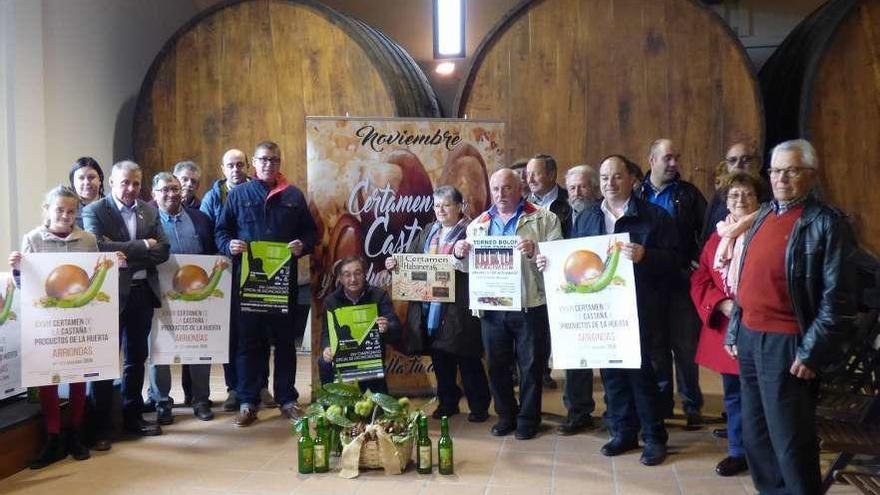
xmin=254 ymin=156 xmax=281 ymax=166
xmin=153 ymin=186 xmax=181 ymax=195
xmin=727 ymin=191 xmax=757 ymax=202
xmin=768 ymin=167 xmax=811 ymax=179
xmin=725 ymin=155 xmax=754 ymax=166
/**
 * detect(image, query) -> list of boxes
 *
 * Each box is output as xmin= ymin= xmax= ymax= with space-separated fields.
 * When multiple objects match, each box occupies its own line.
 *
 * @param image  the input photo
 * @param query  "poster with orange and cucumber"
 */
xmin=19 ymin=253 xmax=120 ymax=386
xmin=150 ymin=254 xmax=232 ymax=365
xmin=539 ymin=233 xmax=642 ymax=369
xmin=0 ymin=272 xmax=23 ymax=399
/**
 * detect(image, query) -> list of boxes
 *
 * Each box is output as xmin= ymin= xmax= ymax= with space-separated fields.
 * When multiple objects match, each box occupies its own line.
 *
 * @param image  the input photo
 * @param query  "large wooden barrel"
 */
xmin=759 ymin=0 xmax=880 ymax=255
xmin=455 ymin=0 xmax=763 ymax=197
xmin=133 ymin=0 xmax=440 ymax=191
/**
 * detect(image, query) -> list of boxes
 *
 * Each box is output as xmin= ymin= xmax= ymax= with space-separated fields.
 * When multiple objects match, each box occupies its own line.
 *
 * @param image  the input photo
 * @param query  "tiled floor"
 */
xmin=0 ymin=359 xmax=860 ymax=495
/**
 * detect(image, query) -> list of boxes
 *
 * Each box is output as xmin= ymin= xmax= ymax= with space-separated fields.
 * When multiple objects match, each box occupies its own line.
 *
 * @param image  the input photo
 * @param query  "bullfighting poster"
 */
xmin=150 ymin=254 xmax=232 ymax=365
xmin=539 ymin=234 xmax=642 ymax=369
xmin=20 ymin=253 xmax=120 ymax=387
xmin=307 ymin=117 xmax=504 ymax=395
xmin=0 ymin=273 xmax=23 ymax=399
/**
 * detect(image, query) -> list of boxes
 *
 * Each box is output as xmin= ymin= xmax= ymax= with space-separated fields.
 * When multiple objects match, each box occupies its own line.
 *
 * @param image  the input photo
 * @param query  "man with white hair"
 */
xmin=565 ymin=164 xmax=600 ymax=225
xmin=172 ymin=161 xmax=202 ymax=209
xmin=725 ymin=139 xmax=857 ymax=494
xmin=84 ymin=160 xmax=170 ymax=446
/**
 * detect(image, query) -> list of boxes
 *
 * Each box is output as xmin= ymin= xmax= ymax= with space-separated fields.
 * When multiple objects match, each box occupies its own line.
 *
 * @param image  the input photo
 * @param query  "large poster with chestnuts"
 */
xmin=307 ymin=117 xmax=504 ymax=396
xmin=19 ymin=253 xmax=120 ymax=387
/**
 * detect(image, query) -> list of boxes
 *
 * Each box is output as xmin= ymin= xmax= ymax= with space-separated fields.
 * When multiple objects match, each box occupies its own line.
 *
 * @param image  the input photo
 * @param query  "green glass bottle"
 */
xmin=298 ymin=418 xmax=314 ymax=474
xmin=416 ymin=415 xmax=432 ymax=474
xmin=438 ymin=416 xmax=454 ymax=475
xmin=313 ymin=417 xmax=329 ymax=473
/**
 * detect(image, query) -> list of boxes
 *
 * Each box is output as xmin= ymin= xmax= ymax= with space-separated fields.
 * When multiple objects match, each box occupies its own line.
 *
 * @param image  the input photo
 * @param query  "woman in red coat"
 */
xmin=691 ymin=172 xmax=764 ymax=477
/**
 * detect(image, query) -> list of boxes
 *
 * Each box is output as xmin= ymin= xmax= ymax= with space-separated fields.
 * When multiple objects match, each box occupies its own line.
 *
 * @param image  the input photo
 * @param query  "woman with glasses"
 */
xmin=691 ymin=172 xmax=766 ymax=477
xmin=701 ymin=142 xmax=763 ymax=244
xmin=385 ymin=186 xmax=490 ymax=422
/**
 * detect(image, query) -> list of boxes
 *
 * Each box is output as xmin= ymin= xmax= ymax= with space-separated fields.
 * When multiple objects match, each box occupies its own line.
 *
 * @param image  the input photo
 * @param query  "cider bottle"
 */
xmin=314 ymin=417 xmax=329 ymax=473
xmin=417 ymin=415 xmax=432 ymax=474
xmin=298 ymin=418 xmax=314 ymax=474
xmin=438 ymin=416 xmax=454 ymax=475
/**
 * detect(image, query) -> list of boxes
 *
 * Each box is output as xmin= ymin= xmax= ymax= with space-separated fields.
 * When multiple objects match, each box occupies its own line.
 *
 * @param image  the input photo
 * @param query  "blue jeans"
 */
xmin=480 ymin=307 xmax=546 ymax=429
xmin=237 ymin=311 xmax=298 ymax=408
xmin=738 ymin=324 xmax=820 ymax=495
xmin=722 ymin=373 xmax=744 ymax=457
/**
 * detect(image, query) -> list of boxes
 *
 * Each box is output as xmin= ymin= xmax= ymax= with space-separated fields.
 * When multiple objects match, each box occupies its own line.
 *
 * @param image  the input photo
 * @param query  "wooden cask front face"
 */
xmin=456 ymin=0 xmax=763 ymax=197
xmin=807 ymin=0 xmax=880 ymax=255
xmin=134 ymin=0 xmax=416 ymax=193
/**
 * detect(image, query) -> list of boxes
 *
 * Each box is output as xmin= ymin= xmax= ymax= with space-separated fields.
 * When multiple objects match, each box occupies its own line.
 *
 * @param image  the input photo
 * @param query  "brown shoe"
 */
xmin=233 ymin=408 xmax=258 ymax=427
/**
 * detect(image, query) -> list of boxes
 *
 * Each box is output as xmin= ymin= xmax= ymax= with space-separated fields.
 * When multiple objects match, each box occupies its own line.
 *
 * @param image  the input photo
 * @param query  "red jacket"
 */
xmin=690 ymin=232 xmax=739 ymax=375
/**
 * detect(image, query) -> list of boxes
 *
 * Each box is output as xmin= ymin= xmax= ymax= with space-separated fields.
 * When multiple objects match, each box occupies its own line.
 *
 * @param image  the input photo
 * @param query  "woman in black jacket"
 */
xmin=385 ymin=186 xmax=490 ymax=421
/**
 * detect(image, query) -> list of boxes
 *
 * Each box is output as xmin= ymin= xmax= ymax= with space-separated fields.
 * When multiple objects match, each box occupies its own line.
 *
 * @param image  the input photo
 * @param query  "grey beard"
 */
xmin=569 ymin=197 xmax=588 ymax=214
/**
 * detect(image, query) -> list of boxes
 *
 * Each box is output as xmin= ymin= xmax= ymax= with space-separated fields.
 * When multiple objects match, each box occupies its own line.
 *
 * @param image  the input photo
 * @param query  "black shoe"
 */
xmin=684 ymin=413 xmax=703 ymax=431
xmin=715 ymin=456 xmax=748 ymax=476
xmin=640 ymin=443 xmax=667 ymax=466
xmin=156 ymin=403 xmax=174 ymax=425
xmin=67 ymin=429 xmax=90 ymax=461
xmin=142 ymin=399 xmax=156 ymax=413
xmin=222 ymin=391 xmax=238 ymax=412
xmin=515 ymin=426 xmax=538 ymax=440
xmin=92 ymin=437 xmax=112 ymax=452
xmin=193 ymin=403 xmax=215 ymax=421
xmin=600 ymin=437 xmax=639 ymax=457
xmin=556 ymin=416 xmax=594 ymax=436
xmin=490 ymin=421 xmax=516 ymax=437
xmin=432 ymin=406 xmax=460 ymax=420
xmin=29 ymin=434 xmax=67 ymax=469
xmin=183 ymin=395 xmax=193 ymax=407
xmin=467 ymin=411 xmax=489 ymax=423
xmin=124 ymin=417 xmax=163 ymax=436
xmin=712 ymin=428 xmax=728 ymax=439
xmin=542 ymin=374 xmax=558 ymax=389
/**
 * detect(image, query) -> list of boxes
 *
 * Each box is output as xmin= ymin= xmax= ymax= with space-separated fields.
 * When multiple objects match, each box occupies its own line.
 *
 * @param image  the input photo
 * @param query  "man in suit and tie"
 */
xmin=84 ymin=160 xmax=170 ymax=448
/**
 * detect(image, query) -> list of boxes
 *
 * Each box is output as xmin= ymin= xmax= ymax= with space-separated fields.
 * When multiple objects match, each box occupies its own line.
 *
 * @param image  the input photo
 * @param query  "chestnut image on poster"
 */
xmin=164 ymin=258 xmax=230 ymax=302
xmin=561 ymin=241 xmax=625 ymax=294
xmin=37 ymin=257 xmax=114 ymax=308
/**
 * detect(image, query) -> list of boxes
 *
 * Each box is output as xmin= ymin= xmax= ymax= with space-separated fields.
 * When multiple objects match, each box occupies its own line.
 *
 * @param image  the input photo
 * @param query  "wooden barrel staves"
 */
xmin=455 ymin=0 xmax=763 ymax=197
xmin=133 ymin=0 xmax=440 ymax=190
xmin=759 ymin=0 xmax=880 ymax=255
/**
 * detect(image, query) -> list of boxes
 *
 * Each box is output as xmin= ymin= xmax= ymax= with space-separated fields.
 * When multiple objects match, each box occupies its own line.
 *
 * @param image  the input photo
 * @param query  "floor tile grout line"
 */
xmin=549 ymin=432 xmax=560 ymax=495
xmin=484 ymin=435 xmax=508 ymax=494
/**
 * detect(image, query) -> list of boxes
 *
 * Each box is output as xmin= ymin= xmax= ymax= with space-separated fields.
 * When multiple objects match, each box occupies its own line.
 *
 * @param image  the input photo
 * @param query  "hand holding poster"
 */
xmin=240 ymin=241 xmax=291 ymax=314
xmin=20 ymin=253 xmax=120 ymax=386
xmin=150 ymin=255 xmax=232 ymax=365
xmin=390 ymin=254 xmax=455 ymax=302
xmin=468 ymin=236 xmax=522 ymax=311
xmin=327 ymin=303 xmax=384 ymax=382
xmin=539 ymin=234 xmax=641 ymax=369
xmin=0 ymin=273 xmax=23 ymax=399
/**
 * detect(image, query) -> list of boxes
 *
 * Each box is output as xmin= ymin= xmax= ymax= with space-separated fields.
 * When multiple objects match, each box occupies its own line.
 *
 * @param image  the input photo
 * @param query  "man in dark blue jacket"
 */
xmin=216 ymin=141 xmax=317 ymax=427
xmin=549 ymin=154 xmax=677 ymax=466
xmin=200 ymin=148 xmax=253 ymax=412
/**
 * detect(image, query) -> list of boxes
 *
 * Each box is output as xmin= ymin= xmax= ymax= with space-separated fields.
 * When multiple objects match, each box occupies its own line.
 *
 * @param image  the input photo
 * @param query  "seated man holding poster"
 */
xmin=319 ymin=256 xmax=401 ymax=393
xmin=539 ymin=155 xmax=678 ymax=465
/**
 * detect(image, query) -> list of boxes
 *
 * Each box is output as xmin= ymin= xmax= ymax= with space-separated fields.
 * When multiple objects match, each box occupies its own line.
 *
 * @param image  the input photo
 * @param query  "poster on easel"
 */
xmin=307 ymin=117 xmax=504 ymax=395
xmin=19 ymin=253 xmax=120 ymax=387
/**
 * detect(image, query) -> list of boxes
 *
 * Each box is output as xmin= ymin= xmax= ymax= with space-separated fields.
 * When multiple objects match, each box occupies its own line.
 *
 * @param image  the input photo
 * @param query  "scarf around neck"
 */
xmin=713 ymin=210 xmax=758 ymax=295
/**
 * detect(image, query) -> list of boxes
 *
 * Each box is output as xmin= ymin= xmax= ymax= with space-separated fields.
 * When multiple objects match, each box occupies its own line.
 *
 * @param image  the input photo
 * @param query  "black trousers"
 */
xmin=480 ymin=306 xmax=546 ymax=428
xmin=600 ymin=345 xmax=667 ymax=446
xmin=431 ymin=349 xmax=490 ymax=415
xmin=237 ymin=311 xmax=298 ymax=407
xmin=563 ymin=368 xmax=595 ymax=422
xmin=738 ymin=324 xmax=821 ymax=495
xmin=650 ymin=288 xmax=703 ymax=416
xmin=92 ymin=284 xmax=155 ymax=431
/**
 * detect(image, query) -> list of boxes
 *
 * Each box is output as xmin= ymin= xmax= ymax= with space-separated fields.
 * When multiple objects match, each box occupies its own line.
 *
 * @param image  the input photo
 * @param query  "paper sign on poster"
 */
xmin=468 ymin=236 xmax=522 ymax=311
xmin=390 ymin=254 xmax=455 ymax=303
xmin=0 ymin=273 xmax=23 ymax=399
